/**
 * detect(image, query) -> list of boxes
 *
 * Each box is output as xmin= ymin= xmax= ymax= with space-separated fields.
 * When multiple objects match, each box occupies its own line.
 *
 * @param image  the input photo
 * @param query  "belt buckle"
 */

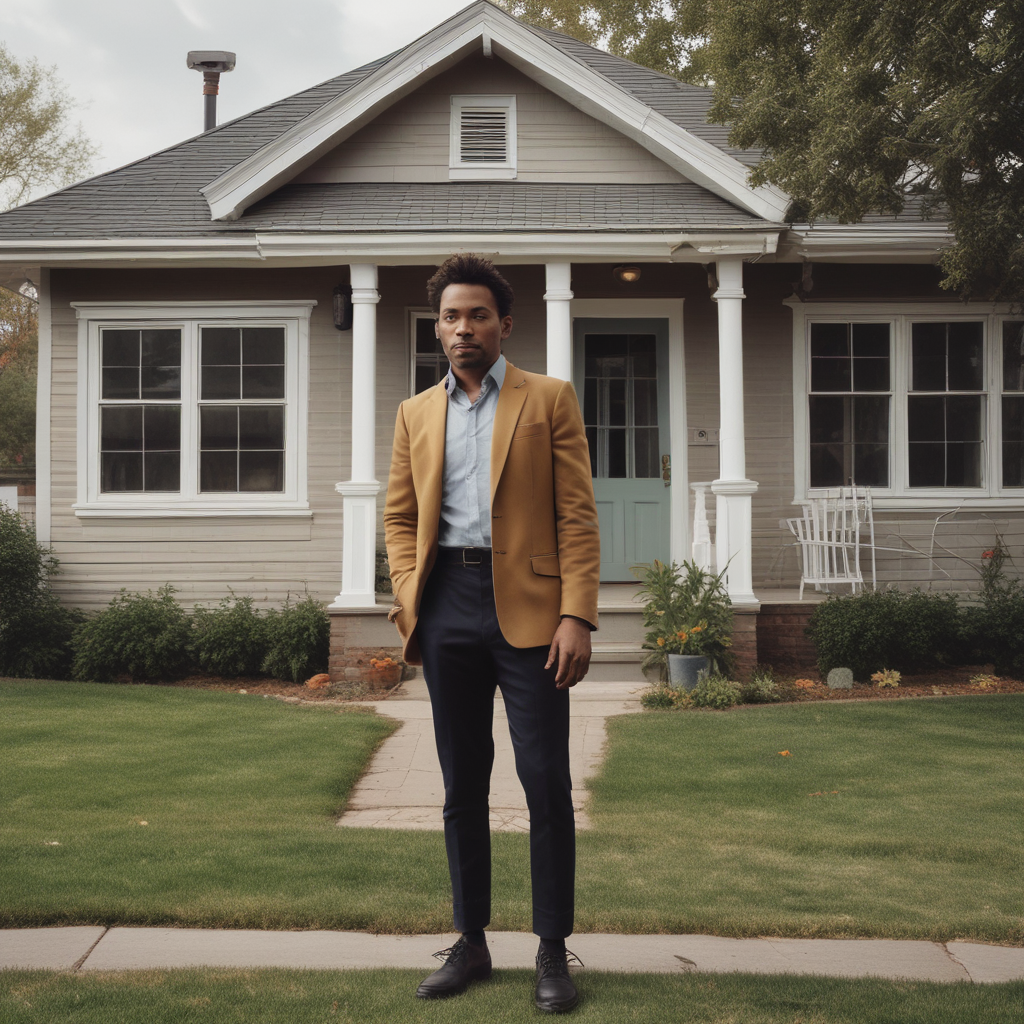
xmin=461 ymin=547 xmax=482 ymax=566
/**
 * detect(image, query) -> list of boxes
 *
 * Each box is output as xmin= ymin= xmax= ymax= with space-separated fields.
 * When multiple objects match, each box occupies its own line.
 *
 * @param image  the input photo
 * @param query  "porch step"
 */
xmin=588 ymin=641 xmax=649 ymax=683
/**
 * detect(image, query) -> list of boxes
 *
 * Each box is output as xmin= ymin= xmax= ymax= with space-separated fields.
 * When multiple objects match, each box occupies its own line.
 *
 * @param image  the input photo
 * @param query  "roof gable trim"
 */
xmin=201 ymin=1 xmax=788 ymax=223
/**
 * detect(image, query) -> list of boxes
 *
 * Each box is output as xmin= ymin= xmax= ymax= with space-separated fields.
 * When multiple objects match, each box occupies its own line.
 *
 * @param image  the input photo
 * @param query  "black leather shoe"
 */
xmin=415 ymin=938 xmax=492 ymax=999
xmin=534 ymin=949 xmax=581 ymax=1013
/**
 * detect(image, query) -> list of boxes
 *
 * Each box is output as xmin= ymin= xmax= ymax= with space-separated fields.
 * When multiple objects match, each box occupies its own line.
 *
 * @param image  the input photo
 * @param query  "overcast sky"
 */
xmin=1 ymin=0 xmax=474 ymax=201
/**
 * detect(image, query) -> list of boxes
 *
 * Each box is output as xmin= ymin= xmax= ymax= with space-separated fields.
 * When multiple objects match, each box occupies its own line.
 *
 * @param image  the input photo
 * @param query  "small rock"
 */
xmin=827 ymin=668 xmax=854 ymax=689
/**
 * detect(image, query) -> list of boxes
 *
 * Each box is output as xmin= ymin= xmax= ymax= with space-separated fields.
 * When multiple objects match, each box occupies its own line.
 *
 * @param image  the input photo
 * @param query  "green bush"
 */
xmin=741 ymin=665 xmax=782 ymax=704
xmin=962 ymin=583 xmax=1024 ymax=678
xmin=690 ymin=673 xmax=742 ymax=709
xmin=0 ymin=505 xmax=81 ymax=678
xmin=261 ymin=595 xmax=330 ymax=683
xmin=191 ymin=595 xmax=268 ymax=677
xmin=72 ymin=585 xmax=192 ymax=682
xmin=807 ymin=589 xmax=963 ymax=681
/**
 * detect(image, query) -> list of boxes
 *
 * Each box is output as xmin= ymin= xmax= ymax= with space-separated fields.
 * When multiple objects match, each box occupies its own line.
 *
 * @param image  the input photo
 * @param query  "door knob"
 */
xmin=661 ymin=454 xmax=671 ymax=487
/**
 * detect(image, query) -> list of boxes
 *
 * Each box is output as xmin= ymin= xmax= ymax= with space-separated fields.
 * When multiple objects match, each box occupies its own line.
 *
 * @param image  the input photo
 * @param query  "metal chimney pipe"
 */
xmin=187 ymin=51 xmax=236 ymax=132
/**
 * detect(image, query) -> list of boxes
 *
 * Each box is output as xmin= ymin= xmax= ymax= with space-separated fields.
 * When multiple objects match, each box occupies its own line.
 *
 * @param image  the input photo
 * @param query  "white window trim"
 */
xmin=790 ymin=300 xmax=1021 ymax=508
xmin=449 ymin=94 xmax=517 ymax=180
xmin=71 ymin=301 xmax=315 ymax=517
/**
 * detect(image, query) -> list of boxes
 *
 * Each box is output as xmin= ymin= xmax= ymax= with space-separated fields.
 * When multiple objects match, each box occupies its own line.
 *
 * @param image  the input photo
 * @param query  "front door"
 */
xmin=573 ymin=318 xmax=671 ymax=581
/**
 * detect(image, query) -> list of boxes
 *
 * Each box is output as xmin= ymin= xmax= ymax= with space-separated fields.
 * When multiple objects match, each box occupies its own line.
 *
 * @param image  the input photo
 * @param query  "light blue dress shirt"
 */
xmin=438 ymin=354 xmax=506 ymax=548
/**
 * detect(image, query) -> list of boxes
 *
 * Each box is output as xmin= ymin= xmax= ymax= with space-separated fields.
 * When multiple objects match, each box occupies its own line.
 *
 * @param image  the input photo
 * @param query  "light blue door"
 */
xmin=573 ymin=318 xmax=671 ymax=582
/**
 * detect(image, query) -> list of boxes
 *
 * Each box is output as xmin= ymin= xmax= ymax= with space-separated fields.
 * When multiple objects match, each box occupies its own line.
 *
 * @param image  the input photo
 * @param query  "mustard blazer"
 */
xmin=383 ymin=360 xmax=601 ymax=665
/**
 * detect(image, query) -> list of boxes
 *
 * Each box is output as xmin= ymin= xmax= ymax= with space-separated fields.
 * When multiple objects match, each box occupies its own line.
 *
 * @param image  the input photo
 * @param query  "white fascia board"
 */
xmin=201 ymin=3 xmax=788 ymax=223
xmin=789 ymin=222 xmax=954 ymax=260
xmin=0 ymin=238 xmax=263 ymax=263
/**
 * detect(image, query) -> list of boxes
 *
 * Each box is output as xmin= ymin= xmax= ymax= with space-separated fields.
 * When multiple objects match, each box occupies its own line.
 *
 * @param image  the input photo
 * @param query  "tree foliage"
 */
xmin=500 ymin=1 xmax=1024 ymax=302
xmin=0 ymin=287 xmax=37 ymax=470
xmin=0 ymin=42 xmax=96 ymax=210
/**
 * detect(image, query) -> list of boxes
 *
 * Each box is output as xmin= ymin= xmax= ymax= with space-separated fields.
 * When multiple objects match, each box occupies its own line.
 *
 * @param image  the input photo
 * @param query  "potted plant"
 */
xmin=633 ymin=559 xmax=733 ymax=689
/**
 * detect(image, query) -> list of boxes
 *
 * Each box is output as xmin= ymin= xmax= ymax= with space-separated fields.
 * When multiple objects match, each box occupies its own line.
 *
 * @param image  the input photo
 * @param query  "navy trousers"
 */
xmin=416 ymin=551 xmax=575 ymax=939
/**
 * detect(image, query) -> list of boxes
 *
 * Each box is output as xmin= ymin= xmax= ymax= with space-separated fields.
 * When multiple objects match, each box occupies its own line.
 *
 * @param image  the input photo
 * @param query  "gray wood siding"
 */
xmin=294 ymin=54 xmax=688 ymax=185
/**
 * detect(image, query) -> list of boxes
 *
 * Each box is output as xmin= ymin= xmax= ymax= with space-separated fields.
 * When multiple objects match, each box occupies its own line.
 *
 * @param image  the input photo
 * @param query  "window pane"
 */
xmin=810 ymin=444 xmax=844 ymax=487
xmin=853 ymin=358 xmax=889 ymax=392
xmin=202 ymin=327 xmax=240 ymax=365
xmin=628 ymin=334 xmax=657 ymax=377
xmin=585 ymin=426 xmax=598 ymax=476
xmin=809 ymin=396 xmax=844 ymax=444
xmin=239 ymin=451 xmax=284 ymax=492
xmin=911 ymin=322 xmax=948 ymax=391
xmin=102 ymin=452 xmax=143 ymax=492
xmin=607 ymin=429 xmax=626 ymax=477
xmin=946 ymin=395 xmax=982 ymax=442
xmin=583 ymin=378 xmax=597 ymax=426
xmin=141 ymin=329 xmax=181 ymax=367
xmin=810 ymin=322 xmax=848 ymax=358
xmin=811 ymin=355 xmax=851 ymax=392
xmin=608 ymin=378 xmax=626 ymax=427
xmin=144 ymin=406 xmax=180 ymax=450
xmin=1003 ymin=321 xmax=1024 ymax=392
xmin=908 ymin=396 xmax=945 ymax=442
xmin=909 ymin=442 xmax=946 ymax=486
xmin=200 ymin=451 xmax=237 ymax=491
xmin=103 ymin=329 xmax=139 ymax=367
xmin=415 ymin=318 xmax=441 ymax=354
xmin=242 ymin=365 xmax=285 ymax=399
xmin=948 ymin=322 xmax=984 ymax=390
xmin=1002 ymin=397 xmax=1024 ymax=487
xmin=853 ymin=396 xmax=889 ymax=443
xmin=415 ymin=363 xmax=439 ymax=394
xmin=101 ymin=406 xmax=143 ymax=451
xmin=852 ymin=323 xmax=889 ymax=358
xmin=102 ymin=367 xmax=139 ymax=400
xmin=585 ymin=334 xmax=627 ymax=377
xmin=144 ymin=452 xmax=180 ymax=491
xmin=633 ymin=428 xmax=659 ymax=478
xmin=853 ymin=444 xmax=888 ymax=487
xmin=140 ymin=364 xmax=181 ymax=400
xmin=201 ymin=406 xmax=238 ymax=449
xmin=202 ymin=366 xmax=240 ymax=400
xmin=242 ymin=327 xmax=285 ymax=364
xmin=946 ymin=442 xmax=982 ymax=487
xmin=1004 ymin=395 xmax=1024 ymax=442
xmin=239 ymin=406 xmax=284 ymax=450
xmin=633 ymin=379 xmax=657 ymax=426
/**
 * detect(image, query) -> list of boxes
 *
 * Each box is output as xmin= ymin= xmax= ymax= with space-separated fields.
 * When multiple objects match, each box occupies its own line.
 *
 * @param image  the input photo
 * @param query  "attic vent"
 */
xmin=450 ymin=94 xmax=517 ymax=180
xmin=460 ymin=109 xmax=507 ymax=162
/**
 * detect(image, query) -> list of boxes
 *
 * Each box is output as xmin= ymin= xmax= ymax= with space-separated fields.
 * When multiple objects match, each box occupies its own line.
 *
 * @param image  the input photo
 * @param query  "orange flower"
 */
xmin=657 ymin=637 xmax=666 ymax=647
xmin=691 ymin=625 xmax=703 ymax=633
xmin=778 ymin=750 xmax=791 ymax=757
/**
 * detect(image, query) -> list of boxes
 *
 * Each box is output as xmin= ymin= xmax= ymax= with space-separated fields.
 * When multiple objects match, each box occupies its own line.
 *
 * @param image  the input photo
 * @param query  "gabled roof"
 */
xmin=200 ymin=1 xmax=787 ymax=223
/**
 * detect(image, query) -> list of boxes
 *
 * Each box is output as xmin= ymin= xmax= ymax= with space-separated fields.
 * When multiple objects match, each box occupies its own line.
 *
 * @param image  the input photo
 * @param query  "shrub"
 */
xmin=807 ymin=589 xmax=962 ymax=681
xmin=261 ymin=595 xmax=330 ymax=683
xmin=640 ymin=684 xmax=692 ymax=710
xmin=741 ymin=665 xmax=782 ymax=704
xmin=72 ymin=585 xmax=192 ymax=682
xmin=0 ymin=505 xmax=81 ymax=678
xmin=690 ymin=673 xmax=742 ymax=709
xmin=375 ymin=550 xmax=392 ymax=594
xmin=962 ymin=583 xmax=1024 ymax=678
xmin=191 ymin=595 xmax=268 ymax=677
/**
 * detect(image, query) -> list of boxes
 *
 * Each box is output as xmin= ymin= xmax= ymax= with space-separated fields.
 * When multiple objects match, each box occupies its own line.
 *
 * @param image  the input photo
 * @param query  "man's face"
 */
xmin=435 ymin=283 xmax=512 ymax=374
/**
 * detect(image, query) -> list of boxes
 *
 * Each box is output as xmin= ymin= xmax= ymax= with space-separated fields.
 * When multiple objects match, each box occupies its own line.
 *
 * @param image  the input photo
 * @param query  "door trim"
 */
xmin=570 ymin=299 xmax=687 ymax=564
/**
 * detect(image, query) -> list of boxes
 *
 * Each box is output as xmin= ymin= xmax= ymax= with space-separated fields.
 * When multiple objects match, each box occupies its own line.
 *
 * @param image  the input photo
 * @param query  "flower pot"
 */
xmin=368 ymin=661 xmax=403 ymax=690
xmin=667 ymin=654 xmax=709 ymax=690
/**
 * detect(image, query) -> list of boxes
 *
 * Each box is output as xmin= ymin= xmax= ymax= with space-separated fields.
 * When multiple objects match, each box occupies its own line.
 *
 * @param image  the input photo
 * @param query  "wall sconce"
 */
xmin=614 ymin=265 xmax=641 ymax=283
xmin=333 ymin=284 xmax=353 ymax=331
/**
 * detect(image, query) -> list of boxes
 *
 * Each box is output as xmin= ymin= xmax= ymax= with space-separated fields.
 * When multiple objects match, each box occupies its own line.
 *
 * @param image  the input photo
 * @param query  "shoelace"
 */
xmin=536 ymin=948 xmax=584 ymax=972
xmin=431 ymin=939 xmax=471 ymax=964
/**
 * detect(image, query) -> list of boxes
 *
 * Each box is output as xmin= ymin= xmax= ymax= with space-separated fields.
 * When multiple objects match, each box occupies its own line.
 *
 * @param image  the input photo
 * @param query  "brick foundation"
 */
xmin=730 ymin=608 xmax=759 ymax=681
xmin=328 ymin=610 xmax=412 ymax=690
xmin=756 ymin=603 xmax=819 ymax=677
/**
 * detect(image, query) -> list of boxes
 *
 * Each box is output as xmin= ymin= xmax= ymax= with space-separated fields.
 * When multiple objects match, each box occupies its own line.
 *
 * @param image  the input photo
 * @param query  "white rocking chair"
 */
xmin=786 ymin=487 xmax=877 ymax=600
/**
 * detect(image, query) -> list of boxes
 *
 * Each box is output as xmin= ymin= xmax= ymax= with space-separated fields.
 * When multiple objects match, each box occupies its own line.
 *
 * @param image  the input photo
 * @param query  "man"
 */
xmin=384 ymin=254 xmax=600 ymax=1013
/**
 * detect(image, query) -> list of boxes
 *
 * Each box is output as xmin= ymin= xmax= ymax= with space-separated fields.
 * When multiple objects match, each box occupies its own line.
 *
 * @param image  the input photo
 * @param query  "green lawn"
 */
xmin=2 ymin=969 xmax=1023 ymax=1024
xmin=2 ymin=681 xmax=1022 ymax=942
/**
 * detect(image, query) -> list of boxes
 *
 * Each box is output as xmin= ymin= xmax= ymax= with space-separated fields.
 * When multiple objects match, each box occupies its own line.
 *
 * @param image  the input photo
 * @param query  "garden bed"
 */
xmin=775 ymin=667 xmax=1024 ymax=703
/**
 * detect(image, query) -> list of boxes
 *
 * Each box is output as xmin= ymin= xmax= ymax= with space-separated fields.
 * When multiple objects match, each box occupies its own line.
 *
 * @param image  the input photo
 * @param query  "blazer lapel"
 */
xmin=412 ymin=381 xmax=449 ymax=540
xmin=490 ymin=361 xmax=528 ymax=503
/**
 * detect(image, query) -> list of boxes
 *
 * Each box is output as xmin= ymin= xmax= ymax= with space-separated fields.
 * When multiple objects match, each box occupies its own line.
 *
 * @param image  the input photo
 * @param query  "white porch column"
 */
xmin=544 ymin=263 xmax=573 ymax=380
xmin=711 ymin=258 xmax=759 ymax=606
xmin=331 ymin=264 xmax=381 ymax=609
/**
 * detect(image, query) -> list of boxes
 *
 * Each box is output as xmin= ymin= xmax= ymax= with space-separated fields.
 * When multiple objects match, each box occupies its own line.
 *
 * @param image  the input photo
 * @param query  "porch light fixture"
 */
xmin=333 ymin=285 xmax=353 ymax=331
xmin=614 ymin=265 xmax=641 ymax=283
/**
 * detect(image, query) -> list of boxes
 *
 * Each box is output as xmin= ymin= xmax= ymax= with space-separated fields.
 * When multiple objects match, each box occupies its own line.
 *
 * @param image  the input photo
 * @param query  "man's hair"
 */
xmin=426 ymin=253 xmax=515 ymax=320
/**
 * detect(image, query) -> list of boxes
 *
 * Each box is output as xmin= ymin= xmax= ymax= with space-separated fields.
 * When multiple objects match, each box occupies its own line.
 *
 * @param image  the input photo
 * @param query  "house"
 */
xmin=0 ymin=1 xmax=1020 ymax=679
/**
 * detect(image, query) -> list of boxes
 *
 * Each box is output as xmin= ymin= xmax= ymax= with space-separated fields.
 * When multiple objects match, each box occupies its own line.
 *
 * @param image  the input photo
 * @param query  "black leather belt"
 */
xmin=436 ymin=546 xmax=491 ymax=566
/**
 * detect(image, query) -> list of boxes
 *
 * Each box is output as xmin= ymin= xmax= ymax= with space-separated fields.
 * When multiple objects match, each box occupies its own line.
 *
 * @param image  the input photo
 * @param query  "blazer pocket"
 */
xmin=530 ymin=553 xmax=560 ymax=577
xmin=512 ymin=421 xmax=545 ymax=440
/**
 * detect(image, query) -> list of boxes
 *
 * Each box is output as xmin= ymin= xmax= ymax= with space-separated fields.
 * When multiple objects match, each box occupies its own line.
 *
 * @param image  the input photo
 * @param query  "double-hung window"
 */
xmin=74 ymin=301 xmax=314 ymax=516
xmin=794 ymin=303 xmax=1023 ymax=503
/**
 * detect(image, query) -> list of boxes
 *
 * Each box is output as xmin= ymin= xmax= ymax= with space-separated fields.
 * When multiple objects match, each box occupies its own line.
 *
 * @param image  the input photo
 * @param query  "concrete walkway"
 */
xmin=2 ymin=927 xmax=1022 ymax=982
xmin=337 ymin=680 xmax=645 ymax=831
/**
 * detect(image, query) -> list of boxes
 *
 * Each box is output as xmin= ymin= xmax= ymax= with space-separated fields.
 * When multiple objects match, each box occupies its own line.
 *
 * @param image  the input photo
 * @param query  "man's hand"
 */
xmin=545 ymin=617 xmax=592 ymax=689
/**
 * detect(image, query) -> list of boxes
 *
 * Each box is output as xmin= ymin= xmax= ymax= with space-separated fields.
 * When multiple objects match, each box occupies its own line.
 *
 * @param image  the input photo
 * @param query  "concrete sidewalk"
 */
xmin=2 ymin=928 xmax=1022 ymax=983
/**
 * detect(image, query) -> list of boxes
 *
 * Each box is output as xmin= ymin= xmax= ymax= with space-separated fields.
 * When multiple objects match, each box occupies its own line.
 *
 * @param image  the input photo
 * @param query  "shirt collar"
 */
xmin=444 ymin=353 xmax=506 ymax=397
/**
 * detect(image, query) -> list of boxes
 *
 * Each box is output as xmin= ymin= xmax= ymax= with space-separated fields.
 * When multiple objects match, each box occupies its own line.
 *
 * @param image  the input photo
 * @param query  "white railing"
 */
xmin=691 ymin=481 xmax=714 ymax=571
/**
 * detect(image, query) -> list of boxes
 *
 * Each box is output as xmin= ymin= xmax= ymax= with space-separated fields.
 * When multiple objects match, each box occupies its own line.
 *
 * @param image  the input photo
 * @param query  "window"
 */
xmin=449 ymin=95 xmax=516 ymax=180
xmin=794 ymin=304 xmax=1022 ymax=503
xmin=73 ymin=302 xmax=314 ymax=516
xmin=409 ymin=310 xmax=446 ymax=395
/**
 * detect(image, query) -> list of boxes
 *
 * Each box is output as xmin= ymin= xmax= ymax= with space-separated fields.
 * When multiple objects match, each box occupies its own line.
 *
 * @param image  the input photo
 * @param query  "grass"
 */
xmin=2 ymin=681 xmax=1022 ymax=942
xmin=2 ymin=969 xmax=1022 ymax=1024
